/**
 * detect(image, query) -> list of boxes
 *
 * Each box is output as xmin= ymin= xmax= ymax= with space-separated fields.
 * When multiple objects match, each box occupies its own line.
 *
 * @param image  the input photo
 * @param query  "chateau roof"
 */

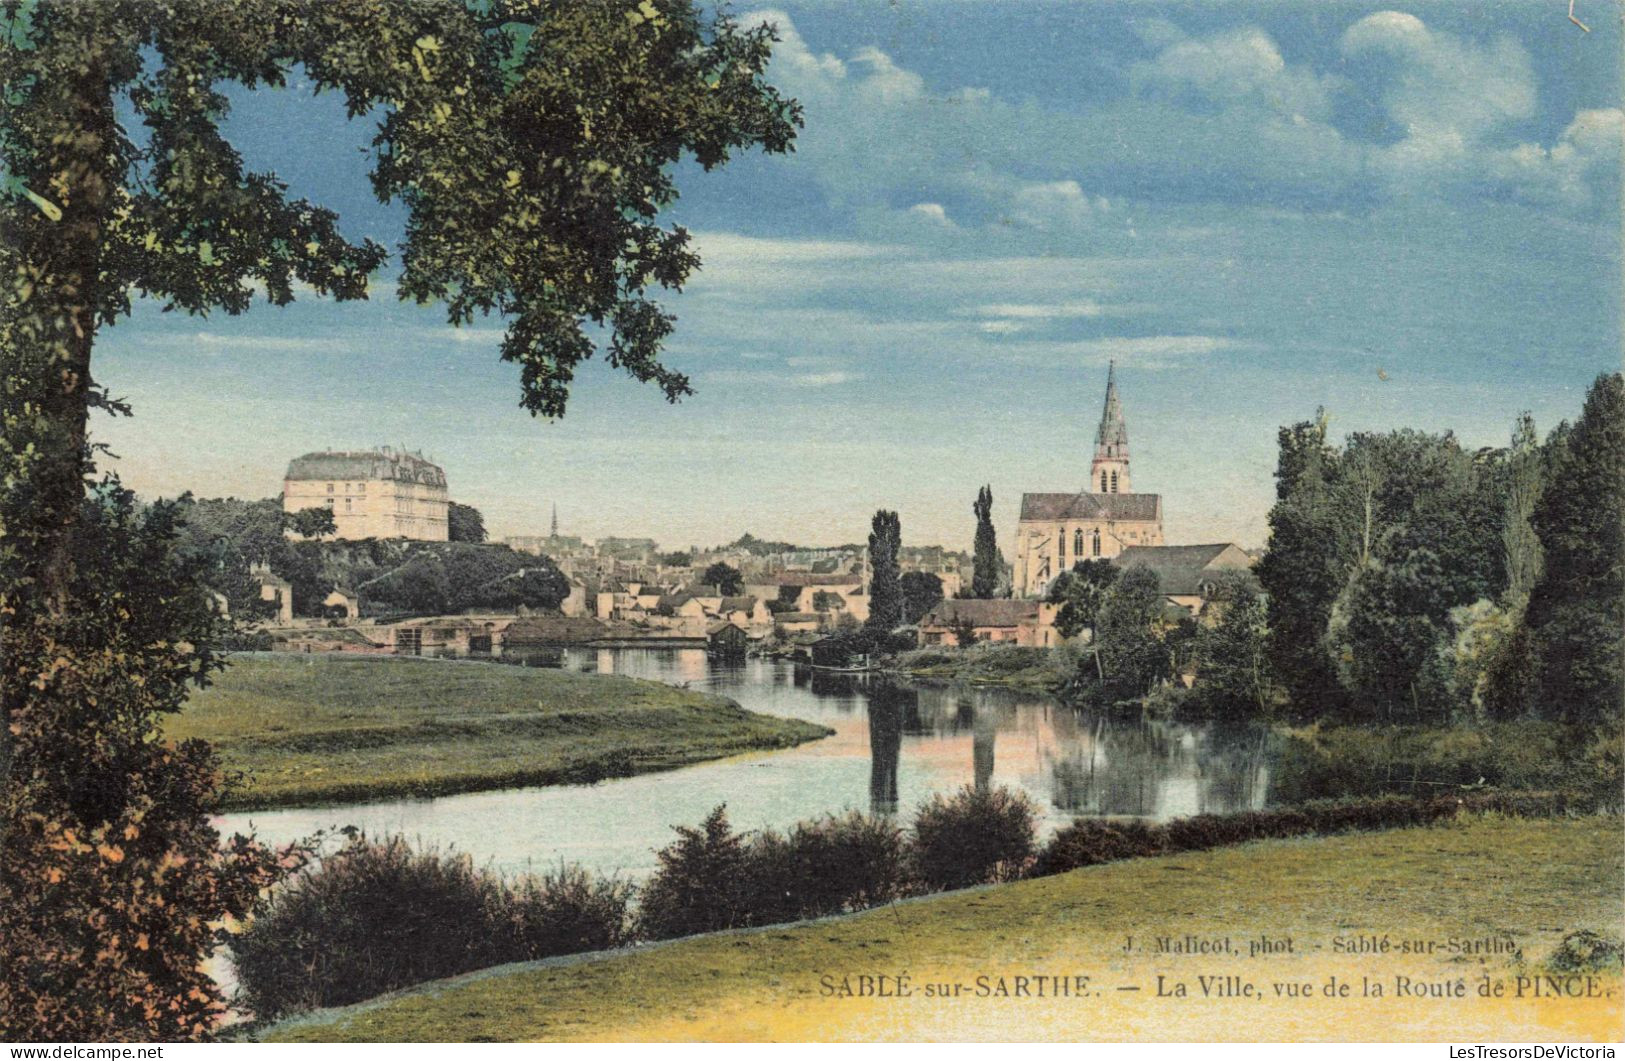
xmin=1018 ymin=492 xmax=1161 ymax=523
xmin=286 ymin=449 xmax=446 ymax=487
xmin=920 ymin=599 xmax=1039 ymax=629
xmin=1112 ymin=543 xmax=1252 ymax=596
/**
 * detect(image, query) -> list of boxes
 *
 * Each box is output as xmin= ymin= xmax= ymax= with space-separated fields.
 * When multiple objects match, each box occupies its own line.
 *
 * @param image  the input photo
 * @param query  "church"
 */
xmin=1014 ymin=363 xmax=1165 ymax=597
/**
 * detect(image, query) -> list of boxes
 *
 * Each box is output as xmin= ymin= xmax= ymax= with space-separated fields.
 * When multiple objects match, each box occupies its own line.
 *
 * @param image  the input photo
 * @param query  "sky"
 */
xmin=94 ymin=1 xmax=1623 ymax=552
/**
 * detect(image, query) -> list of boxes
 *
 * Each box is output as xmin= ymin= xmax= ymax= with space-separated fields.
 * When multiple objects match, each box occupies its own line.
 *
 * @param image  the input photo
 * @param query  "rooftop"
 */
xmin=1019 ymin=492 xmax=1161 ymax=523
xmin=286 ymin=448 xmax=446 ymax=487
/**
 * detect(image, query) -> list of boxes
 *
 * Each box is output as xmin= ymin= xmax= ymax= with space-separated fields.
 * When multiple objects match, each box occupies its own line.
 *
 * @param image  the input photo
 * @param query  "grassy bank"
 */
xmin=170 ymin=655 xmax=829 ymax=810
xmin=896 ymin=645 xmax=1071 ymax=691
xmin=262 ymin=815 xmax=1622 ymax=1042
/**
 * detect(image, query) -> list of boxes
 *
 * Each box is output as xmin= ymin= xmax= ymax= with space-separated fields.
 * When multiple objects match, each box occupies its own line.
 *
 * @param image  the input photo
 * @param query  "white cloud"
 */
xmin=973 ymin=300 xmax=1105 ymax=320
xmin=1133 ymin=28 xmax=1335 ymax=121
xmin=907 ymin=202 xmax=954 ymax=226
xmin=1056 ymin=335 xmax=1241 ymax=364
xmin=790 ymin=371 xmax=860 ymax=387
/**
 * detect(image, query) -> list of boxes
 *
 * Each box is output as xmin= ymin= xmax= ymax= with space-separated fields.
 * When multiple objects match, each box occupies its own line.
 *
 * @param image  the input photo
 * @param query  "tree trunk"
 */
xmin=0 ymin=33 xmax=111 ymax=805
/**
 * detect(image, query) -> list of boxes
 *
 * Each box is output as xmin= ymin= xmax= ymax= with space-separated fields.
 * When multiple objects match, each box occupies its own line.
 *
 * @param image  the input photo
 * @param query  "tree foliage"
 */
xmin=446 ymin=502 xmax=486 ymax=544
xmin=1045 ymin=558 xmax=1119 ymax=640
xmin=865 ymin=509 xmax=902 ymax=631
xmin=1094 ymin=564 xmax=1168 ymax=698
xmin=970 ymin=484 xmax=998 ymax=598
xmin=899 ymin=570 xmax=944 ymax=625
xmin=286 ymin=505 xmax=337 ymax=539
xmin=0 ymin=1 xmax=797 ymax=1037
xmin=0 ymin=487 xmax=292 ymax=1039
xmin=701 ymin=561 xmax=742 ymax=596
xmin=1525 ymin=374 xmax=1624 ymax=725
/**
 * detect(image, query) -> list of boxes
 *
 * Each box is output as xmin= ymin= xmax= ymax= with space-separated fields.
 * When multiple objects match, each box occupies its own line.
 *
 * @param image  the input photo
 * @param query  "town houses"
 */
xmin=258 ymin=362 xmax=1250 ymax=654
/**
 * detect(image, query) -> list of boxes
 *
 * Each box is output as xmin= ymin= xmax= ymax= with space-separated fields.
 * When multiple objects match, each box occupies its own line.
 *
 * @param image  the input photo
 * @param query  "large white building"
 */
xmin=283 ymin=448 xmax=449 ymax=541
xmin=1014 ymin=363 xmax=1165 ymax=597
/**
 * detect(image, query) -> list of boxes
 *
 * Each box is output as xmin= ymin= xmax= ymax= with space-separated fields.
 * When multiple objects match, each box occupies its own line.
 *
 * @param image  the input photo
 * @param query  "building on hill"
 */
xmin=283 ymin=447 xmax=449 ymax=541
xmin=1015 ymin=362 xmax=1164 ymax=597
xmin=1110 ymin=543 xmax=1254 ymax=616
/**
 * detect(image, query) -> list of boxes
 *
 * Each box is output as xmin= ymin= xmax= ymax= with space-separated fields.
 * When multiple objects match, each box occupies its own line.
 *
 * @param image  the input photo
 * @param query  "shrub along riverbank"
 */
xmin=258 ymin=812 xmax=1622 ymax=1042
xmin=236 ymin=785 xmax=1611 ymax=1024
xmin=167 ymin=655 xmax=829 ymax=810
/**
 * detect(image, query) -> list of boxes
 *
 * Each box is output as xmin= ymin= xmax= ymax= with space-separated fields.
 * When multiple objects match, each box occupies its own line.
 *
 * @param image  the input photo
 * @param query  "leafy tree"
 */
xmin=1525 ymin=373 xmax=1624 ymax=725
xmin=1255 ymin=413 xmax=1350 ymax=715
xmin=811 ymin=590 xmax=845 ymax=613
xmin=1094 ymin=565 xmax=1167 ymax=698
xmin=447 ymin=502 xmax=486 ymax=544
xmin=952 ymin=614 xmax=980 ymax=648
xmin=899 ymin=570 xmax=944 ymax=625
xmin=1192 ymin=572 xmax=1273 ymax=719
xmin=1045 ymin=558 xmax=1119 ymax=640
xmin=0 ymin=487 xmax=289 ymax=1038
xmin=660 ymin=550 xmax=694 ymax=568
xmin=1501 ymin=413 xmax=1545 ymax=601
xmin=287 ymin=505 xmax=338 ymax=539
xmin=0 ymin=2 xmax=797 ymax=1037
xmin=702 ymin=561 xmax=743 ymax=595
xmin=970 ymin=485 xmax=999 ymax=598
xmin=866 ymin=510 xmax=902 ymax=631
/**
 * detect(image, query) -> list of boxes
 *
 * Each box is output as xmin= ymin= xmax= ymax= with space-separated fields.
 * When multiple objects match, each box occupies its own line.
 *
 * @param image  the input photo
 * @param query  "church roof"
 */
xmin=1019 ymin=492 xmax=1161 ymax=523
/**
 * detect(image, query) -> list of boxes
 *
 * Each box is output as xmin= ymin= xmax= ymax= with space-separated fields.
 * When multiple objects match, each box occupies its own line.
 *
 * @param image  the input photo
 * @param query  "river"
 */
xmin=217 ymin=647 xmax=1278 ymax=880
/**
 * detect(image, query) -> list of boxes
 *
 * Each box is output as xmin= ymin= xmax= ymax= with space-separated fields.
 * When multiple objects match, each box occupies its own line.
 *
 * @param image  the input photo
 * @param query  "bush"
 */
xmin=753 ymin=813 xmax=911 ymax=920
xmin=508 ymin=865 xmax=633 ymax=959
xmin=640 ymin=808 xmax=912 ymax=937
xmin=911 ymin=786 xmax=1038 ymax=890
xmin=1546 ymin=931 xmax=1624 ymax=974
xmin=231 ymin=835 xmax=628 ymax=1020
xmin=636 ymin=806 xmax=752 ymax=940
xmin=1036 ymin=791 xmax=1593 ymax=877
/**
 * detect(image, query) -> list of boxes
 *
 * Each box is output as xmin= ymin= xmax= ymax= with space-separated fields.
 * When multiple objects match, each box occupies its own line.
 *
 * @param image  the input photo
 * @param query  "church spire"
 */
xmin=1095 ymin=360 xmax=1129 ymax=456
xmin=1090 ymin=361 xmax=1132 ymax=494
xmin=550 ymin=502 xmax=558 ymax=538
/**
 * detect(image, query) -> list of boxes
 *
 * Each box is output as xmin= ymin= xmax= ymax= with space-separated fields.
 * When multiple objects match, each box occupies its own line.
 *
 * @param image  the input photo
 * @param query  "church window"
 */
xmin=1110 ymin=471 xmax=1119 ymax=493
xmin=1073 ymin=529 xmax=1084 ymax=556
xmin=1058 ymin=531 xmax=1066 ymax=560
xmin=1100 ymin=471 xmax=1109 ymax=493
xmin=1092 ymin=529 xmax=1101 ymax=557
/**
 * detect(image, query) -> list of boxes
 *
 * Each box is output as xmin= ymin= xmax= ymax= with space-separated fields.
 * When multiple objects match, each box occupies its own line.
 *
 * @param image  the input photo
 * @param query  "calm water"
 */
xmin=217 ymin=648 xmax=1278 ymax=880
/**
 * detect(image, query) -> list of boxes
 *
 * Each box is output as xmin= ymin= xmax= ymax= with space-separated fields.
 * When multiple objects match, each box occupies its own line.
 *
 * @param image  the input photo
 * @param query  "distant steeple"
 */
xmin=1089 ymin=361 xmax=1132 ymax=494
xmin=551 ymin=502 xmax=559 ymax=538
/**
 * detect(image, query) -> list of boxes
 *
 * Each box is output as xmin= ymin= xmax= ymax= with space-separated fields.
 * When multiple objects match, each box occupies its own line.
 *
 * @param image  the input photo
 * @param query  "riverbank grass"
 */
xmin=169 ymin=655 xmax=829 ymax=810
xmin=896 ymin=645 xmax=1071 ymax=691
xmin=262 ymin=815 xmax=1622 ymax=1042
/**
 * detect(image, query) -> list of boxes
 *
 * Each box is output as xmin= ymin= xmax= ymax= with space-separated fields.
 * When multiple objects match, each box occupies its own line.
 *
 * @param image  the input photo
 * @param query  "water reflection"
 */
xmin=222 ymin=648 xmax=1281 ymax=881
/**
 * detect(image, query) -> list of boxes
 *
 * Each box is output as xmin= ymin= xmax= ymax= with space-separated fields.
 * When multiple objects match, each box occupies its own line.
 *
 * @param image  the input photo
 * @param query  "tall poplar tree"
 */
xmin=971 ymin=484 xmax=998 ymax=598
xmin=0 ymin=0 xmax=797 ymax=1038
xmin=866 ymin=509 xmax=902 ymax=631
xmin=1525 ymin=373 xmax=1624 ymax=725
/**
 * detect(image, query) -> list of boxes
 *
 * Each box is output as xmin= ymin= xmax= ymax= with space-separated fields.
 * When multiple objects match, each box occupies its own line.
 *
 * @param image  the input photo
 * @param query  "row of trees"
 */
xmin=1257 ymin=373 xmax=1622 ymax=726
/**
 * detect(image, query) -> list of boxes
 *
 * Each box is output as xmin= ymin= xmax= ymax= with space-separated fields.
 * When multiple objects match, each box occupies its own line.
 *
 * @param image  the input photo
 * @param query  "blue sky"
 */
xmin=95 ymin=1 xmax=1622 ymax=550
